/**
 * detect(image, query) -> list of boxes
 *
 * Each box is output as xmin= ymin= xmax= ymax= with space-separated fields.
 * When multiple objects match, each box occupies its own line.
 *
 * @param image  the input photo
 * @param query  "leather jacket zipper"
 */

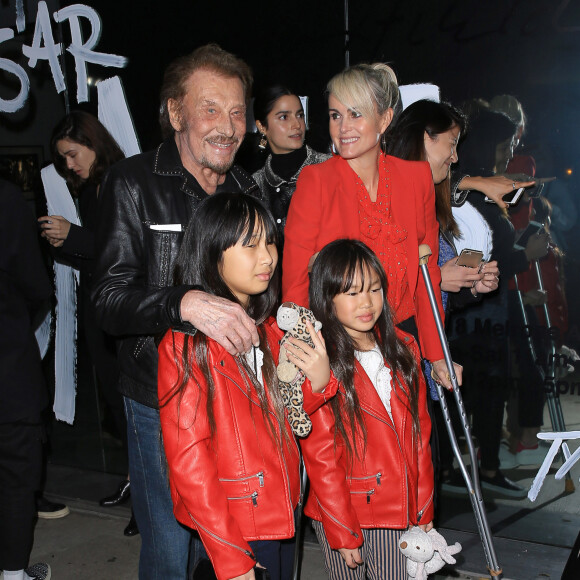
xmin=349 ymin=472 xmax=382 ymax=486
xmin=186 ymin=513 xmax=254 ymax=559
xmin=317 ymin=502 xmax=359 ymax=538
xmin=220 ymin=472 xmax=265 ymax=487
xmin=417 ymin=489 xmax=434 ymax=522
xmin=350 ymin=489 xmax=376 ymax=504
xmin=227 ymin=491 xmax=259 ymax=507
xmin=363 ymin=406 xmax=410 ymax=524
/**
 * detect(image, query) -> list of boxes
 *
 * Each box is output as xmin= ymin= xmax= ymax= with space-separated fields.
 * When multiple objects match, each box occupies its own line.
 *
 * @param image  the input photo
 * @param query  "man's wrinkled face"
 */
xmin=169 ymin=68 xmax=246 ymax=177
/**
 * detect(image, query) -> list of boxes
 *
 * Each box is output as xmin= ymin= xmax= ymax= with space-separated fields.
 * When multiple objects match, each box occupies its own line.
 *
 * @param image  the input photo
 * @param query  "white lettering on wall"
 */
xmin=0 ymin=1 xmax=128 ymax=113
xmin=55 ymin=4 xmax=128 ymax=103
xmin=0 ymin=28 xmax=30 ymax=113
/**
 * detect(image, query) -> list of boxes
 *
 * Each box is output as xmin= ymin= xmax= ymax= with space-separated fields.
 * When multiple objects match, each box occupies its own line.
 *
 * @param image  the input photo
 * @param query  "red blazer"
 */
xmin=158 ymin=321 xmax=337 ymax=580
xmin=300 ymin=330 xmax=434 ymax=549
xmin=282 ymin=154 xmax=444 ymax=362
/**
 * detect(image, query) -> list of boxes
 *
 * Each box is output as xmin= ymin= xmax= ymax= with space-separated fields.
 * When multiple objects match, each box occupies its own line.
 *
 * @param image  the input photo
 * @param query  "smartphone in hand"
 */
xmin=485 ymin=187 xmax=525 ymax=205
xmin=455 ymin=248 xmax=484 ymax=269
xmin=514 ymin=220 xmax=545 ymax=250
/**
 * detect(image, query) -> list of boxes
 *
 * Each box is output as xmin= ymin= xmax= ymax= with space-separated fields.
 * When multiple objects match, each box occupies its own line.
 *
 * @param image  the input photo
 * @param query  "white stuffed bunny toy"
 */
xmin=399 ymin=526 xmax=462 ymax=580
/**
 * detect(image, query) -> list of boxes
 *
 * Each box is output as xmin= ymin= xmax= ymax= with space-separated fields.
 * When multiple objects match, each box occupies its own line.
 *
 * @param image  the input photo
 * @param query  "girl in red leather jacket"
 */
xmin=158 ymin=193 xmax=331 ymax=580
xmin=301 ymin=239 xmax=434 ymax=579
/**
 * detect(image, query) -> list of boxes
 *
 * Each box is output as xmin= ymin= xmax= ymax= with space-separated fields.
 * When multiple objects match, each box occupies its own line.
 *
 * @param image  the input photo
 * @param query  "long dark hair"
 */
xmin=51 ymin=111 xmax=125 ymax=194
xmin=163 ymin=193 xmax=285 ymax=443
xmin=386 ymin=100 xmax=466 ymax=236
xmin=309 ymin=239 xmax=421 ymax=460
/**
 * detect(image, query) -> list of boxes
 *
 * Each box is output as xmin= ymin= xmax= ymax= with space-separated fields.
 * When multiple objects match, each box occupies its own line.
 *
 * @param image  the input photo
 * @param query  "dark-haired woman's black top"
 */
xmin=253 ymin=145 xmax=329 ymax=242
xmin=57 ymin=182 xmax=97 ymax=279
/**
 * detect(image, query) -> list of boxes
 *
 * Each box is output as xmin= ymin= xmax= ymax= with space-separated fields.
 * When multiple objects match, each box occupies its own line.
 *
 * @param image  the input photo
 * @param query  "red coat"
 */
xmin=300 ymin=330 xmax=434 ymax=549
xmin=282 ymin=154 xmax=444 ymax=362
xmin=158 ymin=321 xmax=337 ymax=580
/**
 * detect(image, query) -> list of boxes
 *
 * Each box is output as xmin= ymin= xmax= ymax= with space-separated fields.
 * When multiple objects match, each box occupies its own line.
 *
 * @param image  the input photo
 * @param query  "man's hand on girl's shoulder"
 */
xmin=180 ymin=290 xmax=259 ymax=355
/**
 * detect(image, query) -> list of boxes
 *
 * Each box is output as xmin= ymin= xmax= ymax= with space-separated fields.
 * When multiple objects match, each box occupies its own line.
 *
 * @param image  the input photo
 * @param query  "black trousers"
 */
xmin=0 ymin=421 xmax=44 ymax=570
xmin=80 ymin=290 xmax=126 ymax=448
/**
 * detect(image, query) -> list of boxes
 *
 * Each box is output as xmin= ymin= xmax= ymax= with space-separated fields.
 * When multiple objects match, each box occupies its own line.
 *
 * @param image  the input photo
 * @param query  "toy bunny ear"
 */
xmin=428 ymin=529 xmax=458 ymax=564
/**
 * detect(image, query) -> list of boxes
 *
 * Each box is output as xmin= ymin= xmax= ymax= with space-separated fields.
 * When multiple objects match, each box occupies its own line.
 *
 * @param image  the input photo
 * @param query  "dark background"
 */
xmin=95 ymin=0 xmax=580 ymax=179
xmin=2 ymin=0 xmax=580 ymax=176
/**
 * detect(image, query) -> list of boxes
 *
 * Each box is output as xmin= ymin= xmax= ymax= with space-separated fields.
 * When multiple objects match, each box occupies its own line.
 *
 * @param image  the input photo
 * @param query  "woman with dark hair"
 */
xmin=40 ymin=111 xmax=124 ymax=251
xmin=38 ymin=112 xmax=136 ymax=531
xmin=385 ymin=100 xmax=500 ymax=313
xmin=283 ymin=63 xmax=460 ymax=391
xmin=158 ymin=193 xmax=332 ymax=580
xmin=440 ymin=103 xmax=548 ymax=497
xmin=253 ymin=84 xmax=329 ymax=241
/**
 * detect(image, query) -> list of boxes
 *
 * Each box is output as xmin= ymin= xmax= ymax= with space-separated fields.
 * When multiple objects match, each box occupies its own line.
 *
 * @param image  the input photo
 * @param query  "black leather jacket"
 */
xmin=92 ymin=138 xmax=259 ymax=408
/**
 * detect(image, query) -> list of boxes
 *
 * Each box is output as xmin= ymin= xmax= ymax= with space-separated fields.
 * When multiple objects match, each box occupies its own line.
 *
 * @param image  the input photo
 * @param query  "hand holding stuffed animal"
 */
xmin=276 ymin=302 xmax=322 ymax=437
xmin=399 ymin=526 xmax=462 ymax=580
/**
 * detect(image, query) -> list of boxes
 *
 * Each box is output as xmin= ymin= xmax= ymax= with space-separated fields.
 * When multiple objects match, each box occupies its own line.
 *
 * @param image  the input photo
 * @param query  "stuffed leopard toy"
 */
xmin=276 ymin=302 xmax=322 ymax=437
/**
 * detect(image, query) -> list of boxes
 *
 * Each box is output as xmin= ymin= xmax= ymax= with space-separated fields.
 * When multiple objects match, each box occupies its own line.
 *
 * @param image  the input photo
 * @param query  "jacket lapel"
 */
xmin=353 ymin=359 xmax=394 ymax=426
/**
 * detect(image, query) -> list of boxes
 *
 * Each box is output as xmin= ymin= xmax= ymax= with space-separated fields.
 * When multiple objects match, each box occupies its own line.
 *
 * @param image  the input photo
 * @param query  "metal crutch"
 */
xmin=419 ymin=244 xmax=503 ymax=579
xmin=512 ymin=269 xmax=574 ymax=492
xmin=533 ymin=260 xmax=570 ymax=440
xmin=291 ymin=455 xmax=309 ymax=580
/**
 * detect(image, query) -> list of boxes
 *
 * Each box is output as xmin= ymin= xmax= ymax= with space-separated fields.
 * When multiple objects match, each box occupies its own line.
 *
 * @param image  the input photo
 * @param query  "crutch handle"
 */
xmin=419 ymin=244 xmax=432 ymax=266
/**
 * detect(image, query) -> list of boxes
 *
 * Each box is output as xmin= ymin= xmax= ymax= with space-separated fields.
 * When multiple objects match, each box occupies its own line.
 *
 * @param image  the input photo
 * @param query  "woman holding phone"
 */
xmin=386 ymin=99 xmax=500 ymax=312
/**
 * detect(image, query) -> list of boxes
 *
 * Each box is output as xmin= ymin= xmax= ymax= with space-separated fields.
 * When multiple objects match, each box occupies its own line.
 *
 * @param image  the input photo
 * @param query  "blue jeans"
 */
xmin=125 ymin=397 xmax=204 ymax=579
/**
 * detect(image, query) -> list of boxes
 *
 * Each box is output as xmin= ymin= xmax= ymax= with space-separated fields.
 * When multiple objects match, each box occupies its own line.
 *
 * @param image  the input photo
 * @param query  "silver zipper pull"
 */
xmin=258 ymin=472 xmax=264 ymax=487
xmin=251 ymin=491 xmax=258 ymax=506
xmin=376 ymin=472 xmax=382 ymax=485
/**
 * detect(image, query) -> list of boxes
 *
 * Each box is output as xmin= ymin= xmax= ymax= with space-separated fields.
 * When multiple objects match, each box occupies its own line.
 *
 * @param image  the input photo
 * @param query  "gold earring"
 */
xmin=258 ymin=133 xmax=268 ymax=150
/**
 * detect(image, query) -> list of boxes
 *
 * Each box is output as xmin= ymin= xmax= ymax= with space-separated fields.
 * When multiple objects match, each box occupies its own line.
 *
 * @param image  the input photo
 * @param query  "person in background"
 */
xmin=451 ymin=94 xmax=533 ymax=208
xmin=39 ymin=111 xmax=136 ymax=534
xmin=1 ymin=178 xmax=52 ymax=580
xmin=385 ymin=99 xmax=500 ymax=313
xmin=252 ymin=84 xmax=329 ymax=241
xmin=501 ymin=155 xmax=563 ymax=469
xmin=444 ymin=103 xmax=548 ymax=497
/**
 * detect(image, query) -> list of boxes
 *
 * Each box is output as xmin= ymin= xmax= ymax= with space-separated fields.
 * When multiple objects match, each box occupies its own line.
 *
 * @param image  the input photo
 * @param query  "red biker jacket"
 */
xmin=158 ymin=320 xmax=336 ymax=579
xmin=300 ymin=330 xmax=434 ymax=550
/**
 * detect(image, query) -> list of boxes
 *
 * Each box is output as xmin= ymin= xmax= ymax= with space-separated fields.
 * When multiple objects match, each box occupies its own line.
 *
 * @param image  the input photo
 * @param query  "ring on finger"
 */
xmin=512 ymin=182 xmax=516 ymax=190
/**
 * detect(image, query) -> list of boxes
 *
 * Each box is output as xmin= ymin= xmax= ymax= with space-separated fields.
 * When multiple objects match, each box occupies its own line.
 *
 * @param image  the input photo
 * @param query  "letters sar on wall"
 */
xmin=0 ymin=1 xmax=127 ymax=113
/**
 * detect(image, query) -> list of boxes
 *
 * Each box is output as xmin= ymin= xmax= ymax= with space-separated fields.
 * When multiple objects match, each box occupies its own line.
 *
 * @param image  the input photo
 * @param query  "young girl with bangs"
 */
xmin=300 ymin=239 xmax=434 ymax=580
xmin=157 ymin=193 xmax=332 ymax=580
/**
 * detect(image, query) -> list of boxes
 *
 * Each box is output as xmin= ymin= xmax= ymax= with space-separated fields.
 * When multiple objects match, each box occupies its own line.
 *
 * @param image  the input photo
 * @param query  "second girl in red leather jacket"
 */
xmin=301 ymin=329 xmax=434 ymax=547
xmin=300 ymin=239 xmax=434 ymax=578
